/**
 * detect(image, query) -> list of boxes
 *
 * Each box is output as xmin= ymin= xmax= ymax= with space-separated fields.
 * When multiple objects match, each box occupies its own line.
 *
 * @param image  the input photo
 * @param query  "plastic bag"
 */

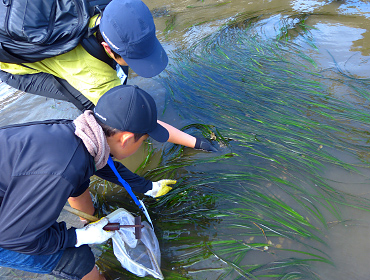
xmin=106 ymin=208 xmax=163 ymax=279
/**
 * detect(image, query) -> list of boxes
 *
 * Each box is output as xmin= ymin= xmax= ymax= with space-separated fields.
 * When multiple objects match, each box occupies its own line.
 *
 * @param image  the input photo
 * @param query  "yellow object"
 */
xmin=155 ymin=180 xmax=177 ymax=197
xmin=0 ymin=15 xmax=121 ymax=105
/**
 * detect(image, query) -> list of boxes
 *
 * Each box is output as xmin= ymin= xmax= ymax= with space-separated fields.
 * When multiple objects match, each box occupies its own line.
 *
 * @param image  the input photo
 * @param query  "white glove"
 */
xmin=75 ymin=217 xmax=115 ymax=247
xmin=144 ymin=179 xmax=177 ymax=198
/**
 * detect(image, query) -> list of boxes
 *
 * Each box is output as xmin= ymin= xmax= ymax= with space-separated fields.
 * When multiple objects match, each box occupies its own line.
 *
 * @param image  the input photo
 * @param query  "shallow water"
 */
xmin=1 ymin=0 xmax=370 ymax=279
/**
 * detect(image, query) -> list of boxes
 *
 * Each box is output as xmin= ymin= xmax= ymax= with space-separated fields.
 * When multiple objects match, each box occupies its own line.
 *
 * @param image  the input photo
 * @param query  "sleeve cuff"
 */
xmin=66 ymin=227 xmax=77 ymax=248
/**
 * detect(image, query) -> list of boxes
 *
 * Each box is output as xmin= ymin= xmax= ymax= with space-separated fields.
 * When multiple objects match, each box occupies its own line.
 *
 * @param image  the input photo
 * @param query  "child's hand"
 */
xmin=145 ymin=180 xmax=177 ymax=198
xmin=194 ymin=137 xmax=217 ymax=152
xmin=75 ymin=217 xmax=115 ymax=247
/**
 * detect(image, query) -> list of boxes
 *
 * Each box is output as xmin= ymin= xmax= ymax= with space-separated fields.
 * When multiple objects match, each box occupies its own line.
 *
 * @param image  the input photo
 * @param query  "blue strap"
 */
xmin=107 ymin=156 xmax=143 ymax=210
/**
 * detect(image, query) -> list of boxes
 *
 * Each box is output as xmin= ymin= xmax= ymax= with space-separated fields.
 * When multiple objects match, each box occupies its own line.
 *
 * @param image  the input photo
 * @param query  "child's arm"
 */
xmin=157 ymin=120 xmax=196 ymax=148
xmin=97 ymin=160 xmax=175 ymax=197
xmin=158 ymin=120 xmax=217 ymax=151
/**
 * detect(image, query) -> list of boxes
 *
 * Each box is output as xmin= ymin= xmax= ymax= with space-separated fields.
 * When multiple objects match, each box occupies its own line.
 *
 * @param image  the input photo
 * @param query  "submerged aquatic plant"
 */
xmin=153 ymin=14 xmax=370 ymax=279
xmin=91 ymin=14 xmax=370 ymax=280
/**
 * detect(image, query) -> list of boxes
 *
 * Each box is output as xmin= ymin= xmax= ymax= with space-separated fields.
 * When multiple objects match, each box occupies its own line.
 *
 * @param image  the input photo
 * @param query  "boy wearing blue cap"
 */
xmin=0 ymin=0 xmax=215 ymax=152
xmin=0 ymin=85 xmax=177 ymax=280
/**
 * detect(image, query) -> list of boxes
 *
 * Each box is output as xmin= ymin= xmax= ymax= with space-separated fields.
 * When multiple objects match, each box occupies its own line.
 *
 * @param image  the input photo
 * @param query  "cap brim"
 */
xmin=121 ymin=37 xmax=168 ymax=78
xmin=148 ymin=122 xmax=169 ymax=142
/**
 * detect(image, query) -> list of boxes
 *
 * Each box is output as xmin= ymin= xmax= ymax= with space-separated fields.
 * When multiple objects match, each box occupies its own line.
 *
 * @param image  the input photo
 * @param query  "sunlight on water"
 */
xmin=291 ymin=0 xmax=328 ymax=12
xmin=339 ymin=1 xmax=370 ymax=18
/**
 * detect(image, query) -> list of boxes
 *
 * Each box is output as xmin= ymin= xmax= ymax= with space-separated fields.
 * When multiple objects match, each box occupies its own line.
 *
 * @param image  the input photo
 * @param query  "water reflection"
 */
xmin=291 ymin=0 xmax=328 ymax=12
xmin=338 ymin=0 xmax=370 ymax=18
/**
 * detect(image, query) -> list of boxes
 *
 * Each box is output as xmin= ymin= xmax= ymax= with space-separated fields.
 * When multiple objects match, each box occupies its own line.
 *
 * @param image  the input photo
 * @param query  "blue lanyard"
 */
xmin=107 ymin=156 xmax=142 ymax=209
xmin=107 ymin=156 xmax=154 ymax=227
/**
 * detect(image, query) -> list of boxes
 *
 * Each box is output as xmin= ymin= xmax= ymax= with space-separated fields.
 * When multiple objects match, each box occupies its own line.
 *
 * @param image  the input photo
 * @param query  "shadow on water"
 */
xmin=95 ymin=13 xmax=370 ymax=280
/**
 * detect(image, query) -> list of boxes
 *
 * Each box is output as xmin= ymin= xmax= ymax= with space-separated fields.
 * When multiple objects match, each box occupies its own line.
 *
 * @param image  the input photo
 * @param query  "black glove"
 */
xmin=194 ymin=137 xmax=218 ymax=152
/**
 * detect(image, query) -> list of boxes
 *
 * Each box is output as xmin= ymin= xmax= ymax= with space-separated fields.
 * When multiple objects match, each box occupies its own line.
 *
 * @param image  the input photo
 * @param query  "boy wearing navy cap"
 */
xmin=98 ymin=0 xmax=168 ymax=78
xmin=0 ymin=85 xmax=176 ymax=280
xmin=0 ymin=0 xmax=215 ymax=152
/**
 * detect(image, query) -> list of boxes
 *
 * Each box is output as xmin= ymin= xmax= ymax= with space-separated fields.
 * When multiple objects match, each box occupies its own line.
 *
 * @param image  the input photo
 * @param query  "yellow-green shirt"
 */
xmin=0 ymin=15 xmax=121 ymax=105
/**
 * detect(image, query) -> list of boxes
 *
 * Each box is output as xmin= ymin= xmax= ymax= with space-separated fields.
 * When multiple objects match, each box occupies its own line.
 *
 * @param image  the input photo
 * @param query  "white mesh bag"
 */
xmin=106 ymin=208 xmax=163 ymax=279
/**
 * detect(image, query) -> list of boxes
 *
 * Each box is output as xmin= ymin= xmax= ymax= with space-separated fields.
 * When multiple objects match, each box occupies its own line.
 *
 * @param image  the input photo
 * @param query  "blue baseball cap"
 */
xmin=100 ymin=0 xmax=168 ymax=78
xmin=94 ymin=85 xmax=169 ymax=142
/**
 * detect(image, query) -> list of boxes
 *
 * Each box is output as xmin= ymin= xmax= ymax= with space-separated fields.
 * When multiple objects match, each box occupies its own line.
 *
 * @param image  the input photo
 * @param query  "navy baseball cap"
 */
xmin=100 ymin=0 xmax=168 ymax=78
xmin=94 ymin=85 xmax=169 ymax=142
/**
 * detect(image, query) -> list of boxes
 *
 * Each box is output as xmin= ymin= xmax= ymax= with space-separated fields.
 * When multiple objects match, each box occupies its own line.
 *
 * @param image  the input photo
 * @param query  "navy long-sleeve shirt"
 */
xmin=0 ymin=119 xmax=152 ymax=255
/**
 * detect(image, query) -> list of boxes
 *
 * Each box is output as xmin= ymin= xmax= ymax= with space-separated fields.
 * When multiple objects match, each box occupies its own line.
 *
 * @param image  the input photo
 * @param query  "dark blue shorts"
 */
xmin=0 ymin=245 xmax=95 ymax=280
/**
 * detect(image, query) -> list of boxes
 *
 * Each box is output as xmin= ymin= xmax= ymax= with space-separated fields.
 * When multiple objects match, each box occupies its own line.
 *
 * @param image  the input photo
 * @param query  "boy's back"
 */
xmin=0 ymin=120 xmax=93 ymax=254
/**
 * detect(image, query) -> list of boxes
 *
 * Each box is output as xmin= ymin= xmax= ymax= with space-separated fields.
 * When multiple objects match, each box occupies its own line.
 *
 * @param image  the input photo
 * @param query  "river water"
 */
xmin=0 ymin=0 xmax=370 ymax=279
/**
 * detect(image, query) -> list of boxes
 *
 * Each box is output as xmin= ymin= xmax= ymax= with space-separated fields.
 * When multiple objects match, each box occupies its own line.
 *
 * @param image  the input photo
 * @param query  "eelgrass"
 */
xmin=90 ymin=13 xmax=370 ymax=280
xmin=155 ymin=14 xmax=370 ymax=279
